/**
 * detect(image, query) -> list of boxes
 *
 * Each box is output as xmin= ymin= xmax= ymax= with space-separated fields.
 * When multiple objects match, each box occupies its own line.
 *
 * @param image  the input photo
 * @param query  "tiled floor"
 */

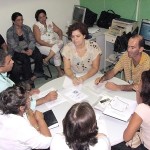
xmin=34 ymin=64 xmax=59 ymax=88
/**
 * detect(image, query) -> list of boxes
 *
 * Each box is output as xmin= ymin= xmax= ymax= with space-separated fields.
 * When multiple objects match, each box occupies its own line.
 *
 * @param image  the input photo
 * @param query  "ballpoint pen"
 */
xmin=100 ymin=98 xmax=110 ymax=103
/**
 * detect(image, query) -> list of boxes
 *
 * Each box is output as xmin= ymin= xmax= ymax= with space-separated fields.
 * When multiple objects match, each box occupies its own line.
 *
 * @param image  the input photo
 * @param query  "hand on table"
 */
xmin=105 ymin=82 xmax=121 ymax=91
xmin=72 ymin=77 xmax=83 ymax=86
xmin=45 ymin=91 xmax=58 ymax=101
xmin=95 ymin=77 xmax=104 ymax=85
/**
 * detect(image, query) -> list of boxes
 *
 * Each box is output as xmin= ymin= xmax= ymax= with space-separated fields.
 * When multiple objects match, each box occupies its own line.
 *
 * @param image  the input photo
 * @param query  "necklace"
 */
xmin=128 ymin=60 xmax=134 ymax=84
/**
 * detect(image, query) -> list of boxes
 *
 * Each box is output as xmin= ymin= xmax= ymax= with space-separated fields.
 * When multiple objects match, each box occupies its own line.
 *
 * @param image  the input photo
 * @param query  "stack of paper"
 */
xmin=103 ymin=96 xmax=137 ymax=122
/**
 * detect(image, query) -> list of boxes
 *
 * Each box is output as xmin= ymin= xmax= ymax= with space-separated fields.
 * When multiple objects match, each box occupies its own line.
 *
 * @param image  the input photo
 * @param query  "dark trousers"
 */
xmin=111 ymin=142 xmax=148 ymax=150
xmin=10 ymin=47 xmax=43 ymax=83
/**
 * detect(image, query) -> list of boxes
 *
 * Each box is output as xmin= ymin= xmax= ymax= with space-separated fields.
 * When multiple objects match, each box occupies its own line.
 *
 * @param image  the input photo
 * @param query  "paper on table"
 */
xmin=61 ymin=87 xmax=88 ymax=102
xmin=94 ymin=94 xmax=112 ymax=111
xmin=63 ymin=76 xmax=74 ymax=89
xmin=63 ymin=76 xmax=83 ymax=90
xmin=32 ymin=88 xmax=67 ymax=109
xmin=45 ymin=93 xmax=67 ymax=109
xmin=103 ymin=96 xmax=137 ymax=122
xmin=32 ymin=87 xmax=56 ymax=100
xmin=96 ymin=114 xmax=108 ymax=136
xmin=85 ymin=80 xmax=108 ymax=96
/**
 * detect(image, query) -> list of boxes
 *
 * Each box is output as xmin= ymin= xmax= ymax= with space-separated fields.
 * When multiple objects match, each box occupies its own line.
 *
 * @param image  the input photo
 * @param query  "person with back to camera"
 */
xmin=7 ymin=12 xmax=44 ymax=84
xmin=33 ymin=9 xmax=64 ymax=77
xmin=62 ymin=22 xmax=102 ymax=86
xmin=0 ymin=86 xmax=52 ymax=150
xmin=95 ymin=34 xmax=150 ymax=91
xmin=112 ymin=70 xmax=150 ymax=150
xmin=50 ymin=102 xmax=111 ymax=150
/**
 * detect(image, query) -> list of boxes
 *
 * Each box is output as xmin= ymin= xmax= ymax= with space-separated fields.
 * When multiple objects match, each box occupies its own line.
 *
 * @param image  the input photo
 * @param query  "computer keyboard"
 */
xmin=88 ymin=26 xmax=100 ymax=34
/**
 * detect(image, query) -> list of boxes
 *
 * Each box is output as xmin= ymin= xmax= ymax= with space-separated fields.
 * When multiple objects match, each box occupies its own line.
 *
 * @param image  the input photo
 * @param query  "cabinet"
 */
xmin=93 ymin=29 xmax=107 ymax=71
xmin=104 ymin=32 xmax=117 ymax=72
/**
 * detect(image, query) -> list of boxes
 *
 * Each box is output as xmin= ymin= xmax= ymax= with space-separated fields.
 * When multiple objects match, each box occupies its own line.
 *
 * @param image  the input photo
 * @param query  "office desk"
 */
xmin=36 ymin=73 xmax=136 ymax=146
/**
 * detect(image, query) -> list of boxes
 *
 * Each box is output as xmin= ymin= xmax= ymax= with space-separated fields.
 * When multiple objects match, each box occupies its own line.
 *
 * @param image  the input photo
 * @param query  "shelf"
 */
xmin=106 ymin=58 xmax=117 ymax=65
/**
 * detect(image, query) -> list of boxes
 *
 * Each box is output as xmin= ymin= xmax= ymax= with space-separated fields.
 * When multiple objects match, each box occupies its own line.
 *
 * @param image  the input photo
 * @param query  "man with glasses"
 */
xmin=0 ymin=49 xmax=57 ymax=110
xmin=95 ymin=34 xmax=150 ymax=91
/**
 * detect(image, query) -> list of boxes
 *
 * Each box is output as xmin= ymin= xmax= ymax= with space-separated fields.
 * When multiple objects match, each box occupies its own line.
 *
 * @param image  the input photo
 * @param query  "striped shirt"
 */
xmin=114 ymin=52 xmax=150 ymax=84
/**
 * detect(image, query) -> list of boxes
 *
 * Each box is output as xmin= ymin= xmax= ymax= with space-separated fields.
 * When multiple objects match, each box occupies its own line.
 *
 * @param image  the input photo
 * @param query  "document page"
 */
xmin=60 ymin=87 xmax=88 ymax=102
xmin=84 ymin=79 xmax=108 ymax=96
xmin=32 ymin=88 xmax=67 ymax=109
xmin=103 ymin=96 xmax=137 ymax=122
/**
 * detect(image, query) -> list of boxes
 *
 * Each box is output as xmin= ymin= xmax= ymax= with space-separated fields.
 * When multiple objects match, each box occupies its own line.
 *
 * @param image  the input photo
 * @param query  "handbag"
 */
xmin=97 ymin=10 xmax=120 ymax=29
xmin=114 ymin=32 xmax=132 ymax=53
xmin=126 ymin=132 xmax=142 ymax=148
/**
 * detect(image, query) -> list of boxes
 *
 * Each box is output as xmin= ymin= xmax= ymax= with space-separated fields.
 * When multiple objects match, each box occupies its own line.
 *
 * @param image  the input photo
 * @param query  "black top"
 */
xmin=0 ymin=34 xmax=5 ymax=48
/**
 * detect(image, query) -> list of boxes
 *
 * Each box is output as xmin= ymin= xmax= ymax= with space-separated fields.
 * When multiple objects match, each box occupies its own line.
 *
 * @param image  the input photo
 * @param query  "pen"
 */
xmin=100 ymin=98 xmax=110 ymax=103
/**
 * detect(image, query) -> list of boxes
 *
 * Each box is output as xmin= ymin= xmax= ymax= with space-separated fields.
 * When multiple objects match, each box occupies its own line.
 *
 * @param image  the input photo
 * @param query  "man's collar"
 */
xmin=0 ymin=72 xmax=7 ymax=77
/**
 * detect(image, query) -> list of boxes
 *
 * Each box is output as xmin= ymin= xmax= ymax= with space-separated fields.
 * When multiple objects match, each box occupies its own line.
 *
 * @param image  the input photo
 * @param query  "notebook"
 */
xmin=94 ymin=95 xmax=137 ymax=122
xmin=43 ymin=109 xmax=59 ymax=129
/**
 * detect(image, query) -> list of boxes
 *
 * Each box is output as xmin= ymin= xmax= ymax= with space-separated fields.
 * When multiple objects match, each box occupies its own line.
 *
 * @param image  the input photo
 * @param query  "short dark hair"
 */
xmin=67 ymin=22 xmax=89 ymax=40
xmin=140 ymin=70 xmax=150 ymax=105
xmin=35 ymin=9 xmax=47 ymax=21
xmin=0 ymin=49 xmax=8 ymax=66
xmin=63 ymin=102 xmax=98 ymax=150
xmin=11 ymin=12 xmax=22 ymax=21
xmin=0 ymin=86 xmax=27 ymax=114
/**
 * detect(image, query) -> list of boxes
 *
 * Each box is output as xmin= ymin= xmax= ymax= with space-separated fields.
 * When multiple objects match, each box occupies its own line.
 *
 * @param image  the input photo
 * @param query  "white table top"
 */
xmin=36 ymin=73 xmax=136 ymax=146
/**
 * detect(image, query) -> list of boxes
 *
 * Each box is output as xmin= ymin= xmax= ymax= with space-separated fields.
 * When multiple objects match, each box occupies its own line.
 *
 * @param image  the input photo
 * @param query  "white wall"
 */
xmin=0 ymin=0 xmax=79 ymax=40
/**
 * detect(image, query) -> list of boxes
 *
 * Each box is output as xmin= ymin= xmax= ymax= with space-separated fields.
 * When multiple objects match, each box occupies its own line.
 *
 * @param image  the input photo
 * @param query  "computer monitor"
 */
xmin=72 ymin=5 xmax=86 ymax=24
xmin=72 ymin=5 xmax=97 ymax=27
xmin=139 ymin=19 xmax=150 ymax=51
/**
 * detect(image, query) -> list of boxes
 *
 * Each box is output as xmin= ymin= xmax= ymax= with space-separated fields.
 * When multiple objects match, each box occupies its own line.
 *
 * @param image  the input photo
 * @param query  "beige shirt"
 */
xmin=135 ymin=103 xmax=150 ymax=149
xmin=62 ymin=40 xmax=102 ymax=74
xmin=114 ymin=52 xmax=150 ymax=83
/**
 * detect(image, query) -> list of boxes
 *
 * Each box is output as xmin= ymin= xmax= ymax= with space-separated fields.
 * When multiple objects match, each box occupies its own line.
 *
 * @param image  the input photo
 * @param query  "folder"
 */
xmin=43 ymin=109 xmax=59 ymax=129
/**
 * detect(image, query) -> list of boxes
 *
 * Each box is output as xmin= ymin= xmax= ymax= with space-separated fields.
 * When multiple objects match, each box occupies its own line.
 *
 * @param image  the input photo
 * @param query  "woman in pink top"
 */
xmin=123 ymin=70 xmax=150 ymax=150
